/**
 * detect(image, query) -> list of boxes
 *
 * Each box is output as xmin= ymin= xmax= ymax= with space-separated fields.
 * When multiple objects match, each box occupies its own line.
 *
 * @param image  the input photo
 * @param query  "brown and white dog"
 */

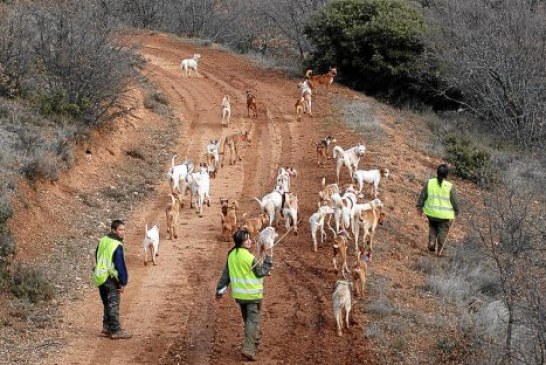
xmin=314 ymin=136 xmax=336 ymax=167
xmin=297 ymin=80 xmax=313 ymax=118
xmin=219 ymin=130 xmax=251 ymax=167
xmin=352 ymin=247 xmax=368 ymax=298
xmin=353 ymin=203 xmax=386 ymax=262
xmin=332 ymin=233 xmax=349 ymax=275
xmin=306 ymin=67 xmax=337 ymax=89
xmin=220 ymin=200 xmax=238 ymax=241
xmin=246 ymin=91 xmax=258 ymax=118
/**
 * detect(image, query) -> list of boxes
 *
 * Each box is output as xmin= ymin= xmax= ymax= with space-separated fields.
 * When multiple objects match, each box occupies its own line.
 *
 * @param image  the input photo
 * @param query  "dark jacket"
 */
xmin=216 ymin=251 xmax=273 ymax=304
xmin=416 ymin=178 xmax=459 ymax=220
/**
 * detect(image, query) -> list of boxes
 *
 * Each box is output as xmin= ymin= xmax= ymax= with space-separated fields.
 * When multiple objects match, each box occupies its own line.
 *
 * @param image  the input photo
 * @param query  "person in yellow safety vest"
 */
xmin=416 ymin=164 xmax=459 ymax=256
xmin=92 ymin=219 xmax=132 ymax=339
xmin=215 ymin=228 xmax=273 ymax=362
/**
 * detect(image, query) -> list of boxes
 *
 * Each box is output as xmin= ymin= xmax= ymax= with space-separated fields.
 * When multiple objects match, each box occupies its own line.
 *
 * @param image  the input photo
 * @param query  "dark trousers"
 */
xmin=238 ymin=302 xmax=261 ymax=353
xmin=427 ymin=218 xmax=452 ymax=253
xmin=99 ymin=277 xmax=121 ymax=332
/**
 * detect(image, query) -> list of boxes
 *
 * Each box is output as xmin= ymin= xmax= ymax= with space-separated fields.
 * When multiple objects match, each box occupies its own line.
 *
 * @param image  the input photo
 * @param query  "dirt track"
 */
xmin=30 ymin=32 xmax=474 ymax=365
xmin=36 ymin=32 xmax=373 ymax=365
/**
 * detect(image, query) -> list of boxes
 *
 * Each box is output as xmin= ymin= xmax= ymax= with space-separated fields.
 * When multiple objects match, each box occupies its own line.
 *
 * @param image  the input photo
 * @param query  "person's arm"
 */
xmin=416 ymin=182 xmax=428 ymax=212
xmin=113 ymin=246 xmax=128 ymax=287
xmin=252 ymin=256 xmax=272 ymax=278
xmin=450 ymin=185 xmax=460 ymax=217
xmin=216 ymin=262 xmax=230 ymax=295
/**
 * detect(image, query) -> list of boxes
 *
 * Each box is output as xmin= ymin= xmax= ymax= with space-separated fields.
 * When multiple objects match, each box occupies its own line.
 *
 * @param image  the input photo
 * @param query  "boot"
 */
xmin=110 ymin=329 xmax=132 ymax=339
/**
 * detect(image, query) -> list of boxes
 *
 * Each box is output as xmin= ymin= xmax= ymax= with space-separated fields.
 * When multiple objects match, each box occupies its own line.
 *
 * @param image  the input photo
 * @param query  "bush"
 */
xmin=10 ymin=264 xmax=54 ymax=303
xmin=443 ymin=134 xmax=494 ymax=186
xmin=0 ymin=1 xmax=135 ymax=124
xmin=21 ymin=153 xmax=61 ymax=182
xmin=304 ymin=0 xmax=431 ymax=104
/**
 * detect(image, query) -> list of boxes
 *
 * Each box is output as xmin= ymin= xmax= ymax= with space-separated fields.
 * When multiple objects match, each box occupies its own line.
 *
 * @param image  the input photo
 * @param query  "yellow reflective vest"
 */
xmin=423 ymin=178 xmax=455 ymax=220
xmin=227 ymin=248 xmax=264 ymax=301
xmin=92 ymin=236 xmax=121 ymax=287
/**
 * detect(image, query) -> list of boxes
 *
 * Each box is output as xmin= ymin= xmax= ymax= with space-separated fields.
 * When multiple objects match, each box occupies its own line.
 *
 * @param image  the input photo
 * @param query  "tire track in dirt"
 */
xmin=47 ymin=33 xmax=375 ymax=365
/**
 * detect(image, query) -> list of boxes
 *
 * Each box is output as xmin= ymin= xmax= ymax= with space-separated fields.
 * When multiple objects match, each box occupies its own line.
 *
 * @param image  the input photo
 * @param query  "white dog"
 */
xmin=221 ymin=95 xmax=231 ymax=127
xmin=281 ymin=192 xmax=298 ymax=234
xmin=143 ymin=224 xmax=160 ymax=266
xmin=309 ymin=205 xmax=336 ymax=252
xmin=332 ymin=280 xmax=352 ymax=337
xmin=189 ymin=163 xmax=211 ymax=217
xmin=333 ymin=144 xmax=366 ymax=182
xmin=276 ymin=167 xmax=298 ymax=193
xmin=206 ymin=140 xmax=220 ymax=178
xmin=256 ymin=226 xmax=278 ymax=263
xmin=254 ymin=190 xmax=283 ymax=227
xmin=180 ymin=53 xmax=201 ymax=78
xmin=352 ymin=168 xmax=389 ymax=198
xmin=166 ymin=155 xmax=194 ymax=195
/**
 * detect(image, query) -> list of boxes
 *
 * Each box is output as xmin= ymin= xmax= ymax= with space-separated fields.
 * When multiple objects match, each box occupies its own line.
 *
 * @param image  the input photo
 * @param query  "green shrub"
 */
xmin=304 ymin=0 xmax=430 ymax=103
xmin=443 ymin=134 xmax=494 ymax=186
xmin=10 ymin=264 xmax=54 ymax=303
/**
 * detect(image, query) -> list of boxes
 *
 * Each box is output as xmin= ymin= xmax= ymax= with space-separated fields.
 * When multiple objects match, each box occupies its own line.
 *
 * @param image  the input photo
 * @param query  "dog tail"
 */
xmin=171 ymin=154 xmax=177 ymax=168
xmin=305 ymin=69 xmax=313 ymax=79
xmin=333 ymin=145 xmax=344 ymax=159
xmin=254 ymin=197 xmax=264 ymax=209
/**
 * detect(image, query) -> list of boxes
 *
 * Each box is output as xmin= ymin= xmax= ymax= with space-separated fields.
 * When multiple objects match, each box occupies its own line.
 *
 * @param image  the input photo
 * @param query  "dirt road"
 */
xmin=39 ymin=32 xmax=372 ymax=365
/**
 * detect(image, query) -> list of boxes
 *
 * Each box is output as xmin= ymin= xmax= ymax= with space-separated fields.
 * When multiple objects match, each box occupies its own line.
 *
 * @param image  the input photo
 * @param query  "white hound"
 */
xmin=255 ymin=190 xmax=283 ymax=227
xmin=333 ymin=144 xmax=366 ymax=182
xmin=180 ymin=54 xmax=201 ymax=78
xmin=352 ymin=168 xmax=389 ymax=198
xmin=166 ymin=155 xmax=194 ymax=194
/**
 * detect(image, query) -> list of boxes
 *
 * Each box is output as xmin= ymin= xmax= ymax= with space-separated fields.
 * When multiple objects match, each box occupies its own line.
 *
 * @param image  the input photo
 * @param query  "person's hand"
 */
xmin=119 ymin=286 xmax=125 ymax=294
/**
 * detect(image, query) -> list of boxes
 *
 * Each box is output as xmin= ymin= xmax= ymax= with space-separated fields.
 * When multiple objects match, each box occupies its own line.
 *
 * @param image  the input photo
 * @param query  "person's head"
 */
xmin=110 ymin=219 xmax=126 ymax=240
xmin=233 ymin=228 xmax=252 ymax=249
xmin=436 ymin=164 xmax=449 ymax=184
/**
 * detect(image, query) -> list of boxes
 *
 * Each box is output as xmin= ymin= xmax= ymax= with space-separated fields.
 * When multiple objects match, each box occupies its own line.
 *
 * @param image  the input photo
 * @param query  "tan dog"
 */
xmin=318 ymin=177 xmax=340 ymax=203
xmin=295 ymin=96 xmax=304 ymax=121
xmin=246 ymin=91 xmax=258 ymax=118
xmin=219 ymin=130 xmax=251 ymax=167
xmin=352 ymin=247 xmax=368 ymax=298
xmin=165 ymin=193 xmax=182 ymax=240
xmin=220 ymin=200 xmax=238 ymax=241
xmin=332 ymin=280 xmax=352 ymax=337
xmin=221 ymin=95 xmax=231 ymax=127
xmin=306 ymin=67 xmax=337 ymax=88
xmin=332 ymin=234 xmax=349 ymax=275
xmin=241 ymin=213 xmax=268 ymax=239
xmin=314 ymin=136 xmax=336 ymax=167
xmin=355 ymin=206 xmax=386 ymax=262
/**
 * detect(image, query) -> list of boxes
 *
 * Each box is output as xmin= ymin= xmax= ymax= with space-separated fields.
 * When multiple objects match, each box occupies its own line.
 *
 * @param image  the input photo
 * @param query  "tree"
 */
xmin=425 ymin=0 xmax=546 ymax=149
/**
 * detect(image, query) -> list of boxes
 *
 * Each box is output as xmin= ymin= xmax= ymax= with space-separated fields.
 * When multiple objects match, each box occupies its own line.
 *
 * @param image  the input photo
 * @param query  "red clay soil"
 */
xmin=5 ymin=31 xmax=479 ymax=365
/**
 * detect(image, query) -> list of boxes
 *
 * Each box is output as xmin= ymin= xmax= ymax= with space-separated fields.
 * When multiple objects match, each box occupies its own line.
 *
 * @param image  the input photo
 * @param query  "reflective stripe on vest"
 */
xmin=423 ymin=178 xmax=455 ymax=220
xmin=92 ymin=236 xmax=121 ymax=287
xmin=227 ymin=248 xmax=264 ymax=301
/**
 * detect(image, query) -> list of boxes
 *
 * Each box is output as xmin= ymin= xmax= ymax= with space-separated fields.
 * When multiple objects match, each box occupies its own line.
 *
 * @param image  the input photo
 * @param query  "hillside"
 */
xmin=1 ymin=31 xmax=481 ymax=365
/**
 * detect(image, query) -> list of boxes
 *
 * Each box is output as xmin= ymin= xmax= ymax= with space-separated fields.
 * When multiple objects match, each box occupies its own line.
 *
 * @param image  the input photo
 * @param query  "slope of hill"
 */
xmin=1 ymin=31 xmax=480 ymax=365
